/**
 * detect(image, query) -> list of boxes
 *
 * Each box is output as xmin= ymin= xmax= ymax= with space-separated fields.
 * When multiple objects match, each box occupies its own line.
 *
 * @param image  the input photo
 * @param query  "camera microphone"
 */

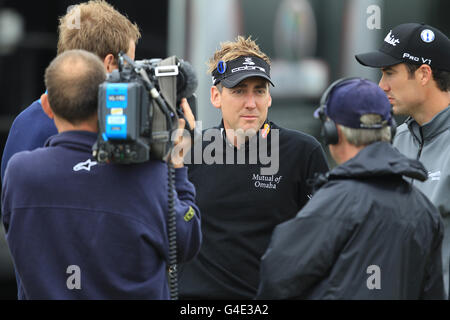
xmin=177 ymin=60 xmax=198 ymax=101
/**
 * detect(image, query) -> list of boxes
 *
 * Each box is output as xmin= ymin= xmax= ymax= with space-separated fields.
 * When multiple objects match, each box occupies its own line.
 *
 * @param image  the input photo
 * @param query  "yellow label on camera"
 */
xmin=111 ymin=108 xmax=124 ymax=115
xmin=184 ymin=207 xmax=196 ymax=222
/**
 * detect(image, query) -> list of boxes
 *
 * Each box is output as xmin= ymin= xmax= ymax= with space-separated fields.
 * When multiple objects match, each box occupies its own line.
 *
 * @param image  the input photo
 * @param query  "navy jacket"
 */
xmin=1 ymin=100 xmax=57 ymax=182
xmin=257 ymin=142 xmax=445 ymax=300
xmin=2 ymin=131 xmax=202 ymax=299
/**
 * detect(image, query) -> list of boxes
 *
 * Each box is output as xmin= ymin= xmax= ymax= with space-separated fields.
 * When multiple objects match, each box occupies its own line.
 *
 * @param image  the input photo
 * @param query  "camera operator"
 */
xmin=1 ymin=0 xmax=141 ymax=182
xmin=1 ymin=50 xmax=201 ymax=300
xmin=257 ymin=78 xmax=445 ymax=299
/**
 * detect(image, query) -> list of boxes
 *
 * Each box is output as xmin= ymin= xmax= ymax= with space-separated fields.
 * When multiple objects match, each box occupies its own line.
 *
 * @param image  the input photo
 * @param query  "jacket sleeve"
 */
xmin=1 ymin=101 xmax=57 ymax=182
xmin=257 ymin=186 xmax=357 ymax=299
xmin=173 ymin=167 xmax=202 ymax=263
xmin=420 ymin=214 xmax=446 ymax=300
xmin=1 ymin=169 xmax=11 ymax=232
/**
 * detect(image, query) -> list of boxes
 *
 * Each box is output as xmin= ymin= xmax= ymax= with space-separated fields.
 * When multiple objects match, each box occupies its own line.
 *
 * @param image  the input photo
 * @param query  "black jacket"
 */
xmin=179 ymin=121 xmax=329 ymax=299
xmin=257 ymin=142 xmax=445 ymax=300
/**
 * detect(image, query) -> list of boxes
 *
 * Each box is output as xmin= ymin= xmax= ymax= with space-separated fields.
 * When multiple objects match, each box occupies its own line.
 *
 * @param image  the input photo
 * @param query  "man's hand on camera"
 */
xmin=171 ymin=98 xmax=196 ymax=168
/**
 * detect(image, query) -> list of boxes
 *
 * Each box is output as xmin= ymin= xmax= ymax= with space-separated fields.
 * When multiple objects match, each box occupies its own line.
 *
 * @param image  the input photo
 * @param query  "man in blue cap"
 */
xmin=257 ymin=78 xmax=445 ymax=299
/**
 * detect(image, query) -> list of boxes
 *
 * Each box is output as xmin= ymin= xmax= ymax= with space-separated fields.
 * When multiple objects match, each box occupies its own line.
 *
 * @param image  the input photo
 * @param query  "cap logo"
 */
xmin=384 ymin=30 xmax=400 ymax=47
xmin=231 ymin=65 xmax=266 ymax=74
xmin=420 ymin=29 xmax=435 ymax=43
xmin=211 ymin=56 xmax=272 ymax=87
xmin=243 ymin=58 xmax=256 ymax=66
xmin=217 ymin=61 xmax=227 ymax=74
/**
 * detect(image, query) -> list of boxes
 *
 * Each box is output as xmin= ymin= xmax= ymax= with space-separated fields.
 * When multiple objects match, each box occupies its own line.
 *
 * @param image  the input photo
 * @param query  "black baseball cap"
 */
xmin=211 ymin=56 xmax=274 ymax=88
xmin=355 ymin=23 xmax=450 ymax=71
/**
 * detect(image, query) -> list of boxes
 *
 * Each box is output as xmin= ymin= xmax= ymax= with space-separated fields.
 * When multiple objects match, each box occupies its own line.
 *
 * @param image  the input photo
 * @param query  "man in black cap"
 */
xmin=178 ymin=36 xmax=329 ymax=299
xmin=257 ymin=78 xmax=445 ymax=300
xmin=355 ymin=23 xmax=450 ymax=297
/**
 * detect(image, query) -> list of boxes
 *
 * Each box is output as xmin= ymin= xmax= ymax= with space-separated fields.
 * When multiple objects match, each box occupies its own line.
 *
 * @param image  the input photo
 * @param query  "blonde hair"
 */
xmin=338 ymin=114 xmax=391 ymax=146
xmin=57 ymin=1 xmax=141 ymax=62
xmin=207 ymin=35 xmax=270 ymax=74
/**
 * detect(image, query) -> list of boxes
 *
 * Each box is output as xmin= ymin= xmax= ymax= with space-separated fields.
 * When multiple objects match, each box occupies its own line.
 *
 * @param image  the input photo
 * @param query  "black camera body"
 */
xmin=93 ymin=54 xmax=197 ymax=164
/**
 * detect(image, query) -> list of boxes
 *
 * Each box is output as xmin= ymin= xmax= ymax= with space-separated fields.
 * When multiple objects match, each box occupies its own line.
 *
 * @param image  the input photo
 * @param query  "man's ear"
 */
xmin=40 ymin=93 xmax=54 ymax=119
xmin=417 ymin=64 xmax=433 ymax=86
xmin=103 ymin=54 xmax=117 ymax=73
xmin=210 ymin=86 xmax=222 ymax=109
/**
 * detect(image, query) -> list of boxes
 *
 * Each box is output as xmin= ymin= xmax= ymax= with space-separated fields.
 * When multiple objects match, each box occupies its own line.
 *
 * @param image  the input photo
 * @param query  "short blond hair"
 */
xmin=207 ymin=36 xmax=271 ymax=74
xmin=57 ymin=1 xmax=141 ymax=62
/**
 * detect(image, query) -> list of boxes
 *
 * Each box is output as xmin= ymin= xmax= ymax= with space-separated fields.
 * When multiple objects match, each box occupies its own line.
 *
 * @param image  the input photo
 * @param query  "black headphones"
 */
xmin=317 ymin=77 xmax=397 ymax=145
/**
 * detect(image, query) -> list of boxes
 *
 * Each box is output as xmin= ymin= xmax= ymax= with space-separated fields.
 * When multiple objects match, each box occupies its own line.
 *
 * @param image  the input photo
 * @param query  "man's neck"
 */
xmin=334 ymin=142 xmax=365 ymax=165
xmin=223 ymin=122 xmax=266 ymax=148
xmin=413 ymin=89 xmax=450 ymax=126
xmin=54 ymin=117 xmax=98 ymax=134
xmin=224 ymin=128 xmax=256 ymax=148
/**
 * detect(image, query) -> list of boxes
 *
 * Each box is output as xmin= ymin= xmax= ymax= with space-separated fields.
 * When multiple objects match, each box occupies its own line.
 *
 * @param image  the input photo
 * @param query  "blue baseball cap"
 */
xmin=316 ymin=79 xmax=392 ymax=129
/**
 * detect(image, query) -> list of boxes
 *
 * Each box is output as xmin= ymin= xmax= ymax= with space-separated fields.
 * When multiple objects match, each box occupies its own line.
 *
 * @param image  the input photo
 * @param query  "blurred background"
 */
xmin=0 ymin=0 xmax=449 ymax=299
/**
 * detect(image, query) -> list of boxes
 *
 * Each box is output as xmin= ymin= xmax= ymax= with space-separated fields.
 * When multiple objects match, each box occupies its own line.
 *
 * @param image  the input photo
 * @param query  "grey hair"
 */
xmin=338 ymin=114 xmax=391 ymax=146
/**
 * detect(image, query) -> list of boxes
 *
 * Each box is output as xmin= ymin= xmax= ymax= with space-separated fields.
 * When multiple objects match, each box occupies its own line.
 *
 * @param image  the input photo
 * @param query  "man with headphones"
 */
xmin=257 ymin=78 xmax=445 ymax=299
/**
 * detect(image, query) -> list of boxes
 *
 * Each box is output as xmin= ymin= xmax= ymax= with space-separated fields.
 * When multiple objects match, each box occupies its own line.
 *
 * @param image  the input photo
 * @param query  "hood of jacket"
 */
xmin=315 ymin=142 xmax=428 ymax=189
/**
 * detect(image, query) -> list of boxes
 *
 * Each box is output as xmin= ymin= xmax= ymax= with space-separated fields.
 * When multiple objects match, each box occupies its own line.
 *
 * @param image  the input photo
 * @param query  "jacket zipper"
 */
xmin=411 ymin=127 xmax=424 ymax=186
xmin=416 ymin=127 xmax=424 ymax=161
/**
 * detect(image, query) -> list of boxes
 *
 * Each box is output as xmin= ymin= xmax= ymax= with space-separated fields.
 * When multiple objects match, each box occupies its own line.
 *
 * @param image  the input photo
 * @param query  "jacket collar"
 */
xmin=406 ymin=105 xmax=450 ymax=142
xmin=314 ymin=141 xmax=428 ymax=190
xmin=45 ymin=131 xmax=97 ymax=153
